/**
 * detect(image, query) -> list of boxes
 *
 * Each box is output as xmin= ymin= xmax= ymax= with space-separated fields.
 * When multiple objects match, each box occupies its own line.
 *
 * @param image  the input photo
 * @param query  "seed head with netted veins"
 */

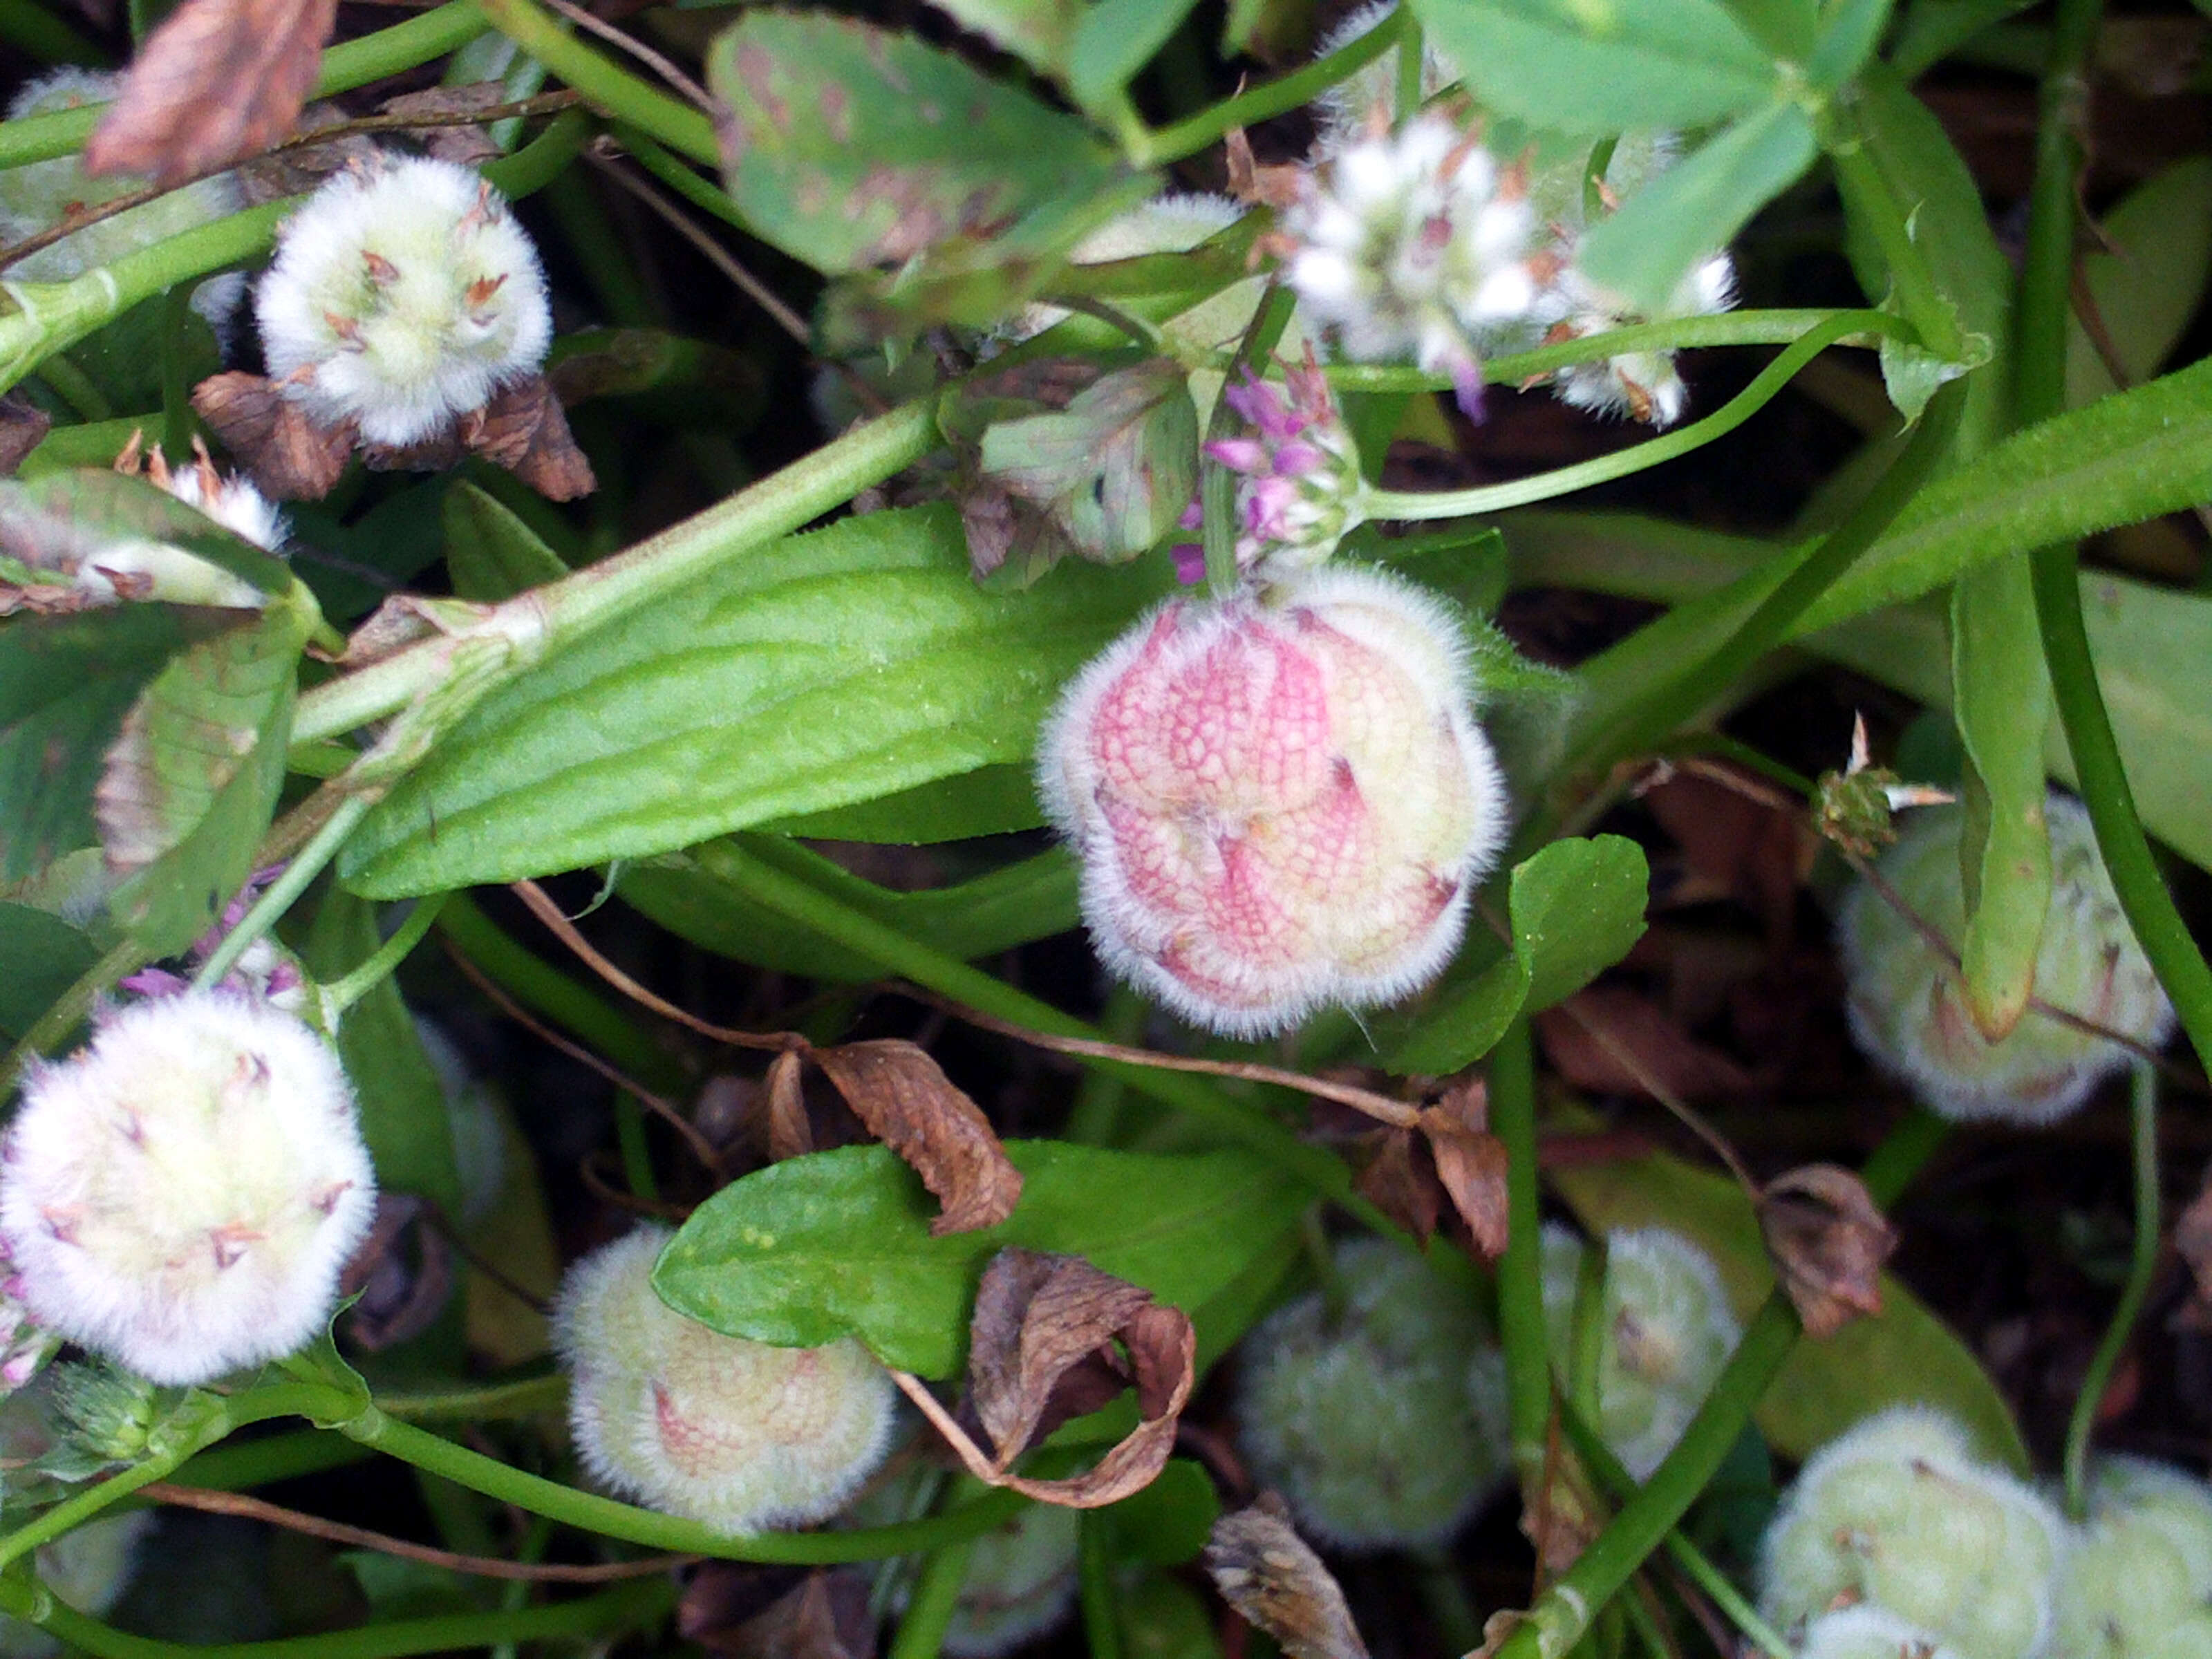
xmin=0 ymin=991 xmax=377 ymax=1386
xmin=254 ymin=154 xmax=552 ymax=447
xmin=552 ymin=1226 xmax=897 ymax=1535
xmin=1039 ymin=564 xmax=1506 ymax=1036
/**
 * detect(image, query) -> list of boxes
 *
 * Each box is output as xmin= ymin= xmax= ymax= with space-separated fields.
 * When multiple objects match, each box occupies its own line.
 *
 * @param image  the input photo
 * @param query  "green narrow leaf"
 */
xmin=1578 ymin=100 xmax=1818 ymax=320
xmin=306 ymin=889 xmax=465 ymax=1215
xmin=0 ymin=901 xmax=99 ymax=1042
xmin=0 ymin=604 xmax=236 ymax=881
xmin=618 ymin=835 xmax=1078 ymax=982
xmin=341 ymin=505 xmax=1170 ymax=899
xmin=1384 ymin=835 xmax=1649 ymax=1075
xmin=444 ymin=481 xmax=570 ymax=602
xmin=1408 ymin=0 xmax=1777 ymax=134
xmin=1546 ymin=1141 xmax=2030 ymax=1470
xmin=2066 ymin=158 xmax=2212 ymax=406
xmin=1069 ymin=0 xmax=1204 ymax=111
xmin=704 ymin=12 xmax=1136 ymax=279
xmin=653 ymin=1140 xmax=1309 ymax=1378
xmin=102 ymin=598 xmax=312 ymax=955
xmin=1806 ymin=0 xmax=1891 ymax=87
xmin=758 ymin=764 xmax=1045 ymax=843
xmin=1949 ymin=555 xmax=2051 ymax=1040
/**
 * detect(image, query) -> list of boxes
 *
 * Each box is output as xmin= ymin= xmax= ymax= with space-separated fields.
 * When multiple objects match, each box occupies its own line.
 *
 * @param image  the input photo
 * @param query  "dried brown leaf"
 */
xmin=339 ymin=1194 xmax=456 ymax=1351
xmin=1355 ymin=1127 xmax=1441 ymax=1246
xmin=811 ymin=1040 xmax=1022 ymax=1235
xmin=379 ymin=82 xmax=507 ymax=167
xmin=0 ymin=394 xmax=53 ymax=477
xmin=85 ymin=0 xmax=337 ymax=187
xmin=1535 ymin=986 xmax=1756 ymax=1102
xmin=762 ymin=1049 xmax=812 ymax=1163
xmin=1418 ymin=1079 xmax=1509 ymax=1260
xmin=1642 ymin=766 xmax=1812 ymax=945
xmin=2174 ymin=1171 xmax=2212 ymax=1331
xmin=1759 ymin=1163 xmax=1897 ymax=1339
xmin=1204 ymin=1495 xmax=1371 ymax=1659
xmin=679 ymin=1566 xmax=874 ymax=1659
xmin=461 ymin=374 xmax=597 ymax=501
xmin=191 ymin=372 xmax=353 ymax=500
xmin=234 ymin=102 xmax=381 ymax=204
xmin=1223 ymin=128 xmax=1306 ymax=209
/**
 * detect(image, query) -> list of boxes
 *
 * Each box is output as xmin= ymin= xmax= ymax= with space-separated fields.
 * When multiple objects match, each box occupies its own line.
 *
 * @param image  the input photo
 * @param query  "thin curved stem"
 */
xmin=475 ymin=0 xmax=718 ymax=165
xmin=1132 ymin=5 xmax=1406 ymax=166
xmin=321 ymin=894 xmax=449 ymax=1016
xmin=191 ymin=796 xmax=373 ymax=991
xmin=2063 ymin=1062 xmax=2160 ymax=1519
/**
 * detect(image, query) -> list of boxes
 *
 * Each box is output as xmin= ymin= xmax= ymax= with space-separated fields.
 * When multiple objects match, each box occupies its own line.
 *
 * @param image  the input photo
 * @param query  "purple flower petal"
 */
xmin=1172 ymin=543 xmax=1207 ymax=585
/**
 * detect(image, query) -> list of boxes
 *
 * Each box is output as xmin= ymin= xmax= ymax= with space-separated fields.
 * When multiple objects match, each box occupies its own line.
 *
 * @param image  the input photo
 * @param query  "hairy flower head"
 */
xmin=2052 ymin=1456 xmax=2212 ymax=1659
xmin=0 ymin=991 xmax=377 ymax=1386
xmin=1541 ymin=253 xmax=1736 ymax=428
xmin=254 ymin=154 xmax=552 ymax=447
xmin=552 ymin=1226 xmax=896 ymax=1535
xmin=1237 ymin=1235 xmax=1511 ymax=1548
xmin=1539 ymin=1224 xmax=1741 ymax=1480
xmin=1203 ymin=359 xmax=1367 ymax=577
xmin=1794 ymin=1606 xmax=1967 ymax=1659
xmin=1759 ymin=1406 xmax=2063 ymax=1659
xmin=1837 ymin=793 xmax=2173 ymax=1125
xmin=1039 ymin=563 xmax=1506 ymax=1036
xmin=1282 ymin=113 xmax=1539 ymax=412
xmin=1310 ymin=2 xmax=1463 ymax=149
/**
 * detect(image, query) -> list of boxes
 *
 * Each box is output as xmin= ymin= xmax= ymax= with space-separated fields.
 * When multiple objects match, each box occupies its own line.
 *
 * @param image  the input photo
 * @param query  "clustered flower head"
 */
xmin=1759 ymin=1406 xmax=2064 ymax=1659
xmin=0 ymin=989 xmax=377 ymax=1387
xmin=1837 ymin=792 xmax=2173 ymax=1126
xmin=1237 ymin=1236 xmax=1511 ymax=1548
xmin=552 ymin=1225 xmax=896 ymax=1535
xmin=254 ymin=154 xmax=552 ymax=448
xmin=1282 ymin=111 xmax=1539 ymax=413
xmin=1540 ymin=253 xmax=1736 ymax=428
xmin=1202 ymin=358 xmax=1367 ymax=577
xmin=1539 ymin=1224 xmax=1742 ymax=1481
xmin=1310 ymin=0 xmax=1461 ymax=151
xmin=2052 ymin=1456 xmax=2212 ymax=1658
xmin=0 ymin=70 xmax=247 ymax=336
xmin=1792 ymin=1606 xmax=1968 ymax=1659
xmin=1038 ymin=561 xmax=1506 ymax=1036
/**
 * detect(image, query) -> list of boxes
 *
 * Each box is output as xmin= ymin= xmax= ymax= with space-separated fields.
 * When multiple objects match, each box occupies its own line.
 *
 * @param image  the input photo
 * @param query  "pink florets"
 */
xmin=1203 ymin=362 xmax=1366 ymax=577
xmin=1038 ymin=565 xmax=1507 ymax=1036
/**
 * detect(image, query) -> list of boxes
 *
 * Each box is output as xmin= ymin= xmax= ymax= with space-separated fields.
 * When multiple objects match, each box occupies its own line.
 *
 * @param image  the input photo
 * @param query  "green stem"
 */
xmin=2013 ymin=0 xmax=2099 ymax=430
xmin=375 ymin=1373 xmax=568 ymax=1424
xmin=1826 ymin=127 xmax=1966 ymax=362
xmin=191 ymin=796 xmax=373 ymax=991
xmin=1361 ymin=311 xmax=1904 ymax=523
xmin=0 ymin=1575 xmax=673 ymax=1659
xmin=1078 ymin=1511 xmax=1124 ymax=1659
xmin=0 ymin=0 xmax=487 ymax=168
xmin=1490 ymin=1019 xmax=1550 ymax=1481
xmin=1130 ymin=5 xmax=1405 ymax=166
xmin=888 ymin=1539 xmax=977 ymax=1659
xmin=320 ymin=893 xmax=449 ymax=1016
xmin=289 ymin=394 xmax=943 ymax=749
xmin=165 ymin=1430 xmax=371 ymax=1493
xmin=342 ymin=1410 xmax=1031 ymax=1564
xmin=476 ymin=0 xmax=718 ymax=165
xmin=2063 ymin=1062 xmax=2160 ymax=1518
xmin=685 ymin=838 xmax=1381 ymax=1224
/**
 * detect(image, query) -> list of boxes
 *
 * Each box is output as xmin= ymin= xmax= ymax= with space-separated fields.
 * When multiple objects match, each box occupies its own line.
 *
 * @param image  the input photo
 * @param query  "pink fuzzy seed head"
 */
xmin=1038 ymin=565 xmax=1507 ymax=1037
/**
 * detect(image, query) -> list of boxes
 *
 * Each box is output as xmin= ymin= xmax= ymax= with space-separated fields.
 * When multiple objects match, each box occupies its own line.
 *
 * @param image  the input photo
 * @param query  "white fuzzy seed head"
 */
xmin=1758 ymin=1405 xmax=2064 ymax=1659
xmin=2051 ymin=1456 xmax=2212 ymax=1659
xmin=1543 ymin=253 xmax=1736 ymax=429
xmin=0 ymin=71 xmax=247 ymax=334
xmin=254 ymin=154 xmax=552 ymax=447
xmin=1837 ymin=793 xmax=2173 ymax=1125
xmin=1309 ymin=2 xmax=1464 ymax=151
xmin=552 ymin=1226 xmax=896 ymax=1535
xmin=1237 ymin=1236 xmax=1511 ymax=1549
xmin=1794 ymin=1606 xmax=1968 ymax=1659
xmin=944 ymin=1502 xmax=1081 ymax=1658
xmin=0 ymin=991 xmax=377 ymax=1387
xmin=1282 ymin=113 xmax=1539 ymax=404
xmin=1539 ymin=1224 xmax=1742 ymax=1480
xmin=1038 ymin=563 xmax=1508 ymax=1037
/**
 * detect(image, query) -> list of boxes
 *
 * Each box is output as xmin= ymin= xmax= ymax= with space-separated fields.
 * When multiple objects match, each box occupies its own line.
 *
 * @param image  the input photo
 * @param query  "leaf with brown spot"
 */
xmin=1759 ymin=1164 xmax=1897 ymax=1339
xmin=460 ymin=375 xmax=596 ymax=502
xmin=84 ymin=0 xmax=337 ymax=187
xmin=1203 ymin=1496 xmax=1371 ymax=1659
xmin=811 ymin=1040 xmax=1021 ymax=1236
xmin=191 ymin=373 xmax=353 ymax=500
xmin=678 ymin=1566 xmax=874 ymax=1659
xmin=0 ymin=395 xmax=52 ymax=478
xmin=896 ymin=1247 xmax=1194 ymax=1508
xmin=1418 ymin=1080 xmax=1510 ymax=1260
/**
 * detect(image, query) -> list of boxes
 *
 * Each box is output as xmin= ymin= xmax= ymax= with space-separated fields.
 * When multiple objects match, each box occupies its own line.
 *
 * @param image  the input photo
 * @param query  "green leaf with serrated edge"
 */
xmin=305 ymin=888 xmax=464 ymax=1213
xmin=341 ymin=505 xmax=1171 ymax=899
xmin=653 ymin=1141 xmax=1306 ymax=1378
xmin=759 ymin=764 xmax=1045 ymax=843
xmin=444 ymin=482 xmax=569 ymax=603
xmin=2067 ymin=158 xmax=2212 ymax=407
xmin=705 ymin=12 xmax=1134 ymax=279
xmin=979 ymin=360 xmax=1199 ymax=572
xmin=1383 ymin=836 xmax=1648 ymax=1075
xmin=619 ymin=835 xmax=1078 ymax=982
xmin=1579 ymin=100 xmax=1819 ymax=323
xmin=0 ymin=901 xmax=98 ymax=1042
xmin=1070 ymin=0 xmax=1203 ymax=111
xmin=1546 ymin=1139 xmax=2030 ymax=1471
xmin=0 ymin=471 xmax=293 ymax=599
xmin=1407 ymin=0 xmax=1775 ymax=135
xmin=102 ymin=597 xmax=312 ymax=955
xmin=0 ymin=605 xmax=241 ymax=883
xmin=1949 ymin=556 xmax=2050 ymax=1040
xmin=1501 ymin=509 xmax=2212 ymax=876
